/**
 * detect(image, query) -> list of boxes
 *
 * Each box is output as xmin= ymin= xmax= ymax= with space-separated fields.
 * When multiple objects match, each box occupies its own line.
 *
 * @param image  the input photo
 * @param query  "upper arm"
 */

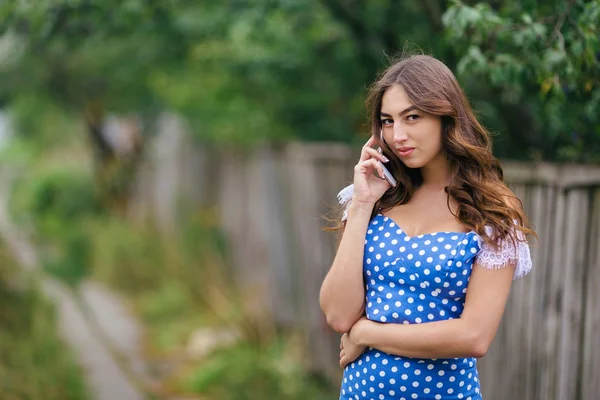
xmin=460 ymin=258 xmax=515 ymax=354
xmin=459 ymin=186 xmax=532 ymax=353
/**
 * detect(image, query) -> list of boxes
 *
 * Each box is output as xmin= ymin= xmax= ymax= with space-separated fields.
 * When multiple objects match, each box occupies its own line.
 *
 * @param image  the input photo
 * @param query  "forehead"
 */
xmin=381 ymin=84 xmax=412 ymax=113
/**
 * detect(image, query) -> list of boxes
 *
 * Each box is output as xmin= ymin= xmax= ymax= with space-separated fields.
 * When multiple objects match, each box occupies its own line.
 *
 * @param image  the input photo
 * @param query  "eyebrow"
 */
xmin=380 ymin=105 xmax=418 ymax=117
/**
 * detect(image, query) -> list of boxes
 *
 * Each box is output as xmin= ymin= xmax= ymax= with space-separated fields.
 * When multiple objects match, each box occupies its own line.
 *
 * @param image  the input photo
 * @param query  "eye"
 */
xmin=406 ymin=114 xmax=420 ymax=121
xmin=380 ymin=118 xmax=394 ymax=126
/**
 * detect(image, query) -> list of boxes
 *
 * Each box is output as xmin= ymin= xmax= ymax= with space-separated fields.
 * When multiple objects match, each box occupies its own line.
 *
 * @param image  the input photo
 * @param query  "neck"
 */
xmin=419 ymin=152 xmax=453 ymax=189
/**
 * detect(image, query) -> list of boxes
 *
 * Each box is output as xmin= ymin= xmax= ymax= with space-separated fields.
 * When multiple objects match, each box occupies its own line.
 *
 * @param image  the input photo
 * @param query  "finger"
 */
xmin=362 ymin=146 xmax=389 ymax=163
xmin=356 ymin=160 xmax=386 ymax=181
xmin=357 ymin=159 xmax=387 ymax=180
xmin=359 ymin=137 xmax=377 ymax=160
xmin=355 ymin=158 xmax=381 ymax=172
xmin=360 ymin=143 xmax=388 ymax=163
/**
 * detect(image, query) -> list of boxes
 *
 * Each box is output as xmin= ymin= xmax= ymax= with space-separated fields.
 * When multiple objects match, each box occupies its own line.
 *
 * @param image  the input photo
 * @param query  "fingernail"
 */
xmin=382 ymin=156 xmax=389 ymax=163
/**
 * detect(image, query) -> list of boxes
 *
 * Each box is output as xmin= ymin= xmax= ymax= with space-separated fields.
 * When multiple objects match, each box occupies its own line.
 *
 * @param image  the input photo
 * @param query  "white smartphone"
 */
xmin=377 ymin=147 xmax=397 ymax=187
xmin=378 ymin=131 xmax=397 ymax=187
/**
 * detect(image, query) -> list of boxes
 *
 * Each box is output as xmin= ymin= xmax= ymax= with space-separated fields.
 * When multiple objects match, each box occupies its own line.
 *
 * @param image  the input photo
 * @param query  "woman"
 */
xmin=319 ymin=54 xmax=536 ymax=400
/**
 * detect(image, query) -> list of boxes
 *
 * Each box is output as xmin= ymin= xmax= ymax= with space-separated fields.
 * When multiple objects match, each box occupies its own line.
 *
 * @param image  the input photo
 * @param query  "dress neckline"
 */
xmin=375 ymin=213 xmax=475 ymax=240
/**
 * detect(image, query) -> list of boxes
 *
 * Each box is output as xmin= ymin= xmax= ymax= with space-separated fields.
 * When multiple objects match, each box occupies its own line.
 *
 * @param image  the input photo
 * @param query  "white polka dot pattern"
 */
xmin=339 ymin=214 xmax=483 ymax=400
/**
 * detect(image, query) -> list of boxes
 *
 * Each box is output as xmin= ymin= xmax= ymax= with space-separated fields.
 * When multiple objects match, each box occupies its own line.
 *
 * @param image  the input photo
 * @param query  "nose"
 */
xmin=393 ymin=124 xmax=408 ymax=143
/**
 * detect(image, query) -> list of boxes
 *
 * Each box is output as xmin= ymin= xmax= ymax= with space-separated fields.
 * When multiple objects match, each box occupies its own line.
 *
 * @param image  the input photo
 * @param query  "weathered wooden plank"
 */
xmin=491 ymin=183 xmax=519 ymax=399
xmin=314 ymin=154 xmax=357 ymax=379
xmin=226 ymin=148 xmax=276 ymax=321
xmin=528 ymin=185 xmax=555 ymax=400
xmin=285 ymin=144 xmax=340 ymax=380
xmin=262 ymin=146 xmax=298 ymax=328
xmin=273 ymin=145 xmax=306 ymax=326
xmin=556 ymin=190 xmax=588 ymax=400
xmin=502 ymin=161 xmax=600 ymax=187
xmin=510 ymin=184 xmax=531 ymax=399
xmin=217 ymin=147 xmax=248 ymax=274
xmin=519 ymin=184 xmax=539 ymax=400
xmin=580 ymin=188 xmax=600 ymax=399
xmin=538 ymin=185 xmax=565 ymax=400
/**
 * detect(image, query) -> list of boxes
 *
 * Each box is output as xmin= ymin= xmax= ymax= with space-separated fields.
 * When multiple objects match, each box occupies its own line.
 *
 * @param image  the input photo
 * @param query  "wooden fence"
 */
xmin=131 ymin=120 xmax=600 ymax=399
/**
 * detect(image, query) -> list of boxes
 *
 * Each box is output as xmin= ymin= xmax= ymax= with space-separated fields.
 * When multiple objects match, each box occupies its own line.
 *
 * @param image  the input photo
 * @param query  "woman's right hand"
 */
xmin=352 ymin=136 xmax=392 ymax=206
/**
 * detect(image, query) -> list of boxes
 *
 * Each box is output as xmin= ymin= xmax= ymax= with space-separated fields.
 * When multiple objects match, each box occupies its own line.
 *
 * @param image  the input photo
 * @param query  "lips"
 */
xmin=397 ymin=147 xmax=415 ymax=157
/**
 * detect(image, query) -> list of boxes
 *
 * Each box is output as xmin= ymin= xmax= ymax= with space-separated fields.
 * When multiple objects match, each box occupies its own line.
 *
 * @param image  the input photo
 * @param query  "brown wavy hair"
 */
xmin=331 ymin=53 xmax=536 ymax=248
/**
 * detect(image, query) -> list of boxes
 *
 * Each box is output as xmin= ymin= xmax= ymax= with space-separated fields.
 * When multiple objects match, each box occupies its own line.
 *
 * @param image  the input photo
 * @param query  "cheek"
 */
xmin=424 ymin=122 xmax=444 ymax=151
xmin=433 ymin=132 xmax=444 ymax=151
xmin=415 ymin=125 xmax=442 ymax=150
xmin=382 ymin=131 xmax=395 ymax=147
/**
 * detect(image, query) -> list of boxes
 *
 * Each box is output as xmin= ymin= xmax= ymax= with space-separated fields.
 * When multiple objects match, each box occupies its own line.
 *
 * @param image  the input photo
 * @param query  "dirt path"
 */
xmin=0 ymin=169 xmax=148 ymax=400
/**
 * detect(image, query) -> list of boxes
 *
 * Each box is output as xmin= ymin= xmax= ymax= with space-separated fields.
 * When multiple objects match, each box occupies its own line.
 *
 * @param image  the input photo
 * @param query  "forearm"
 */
xmin=320 ymin=202 xmax=373 ymax=332
xmin=352 ymin=318 xmax=486 ymax=359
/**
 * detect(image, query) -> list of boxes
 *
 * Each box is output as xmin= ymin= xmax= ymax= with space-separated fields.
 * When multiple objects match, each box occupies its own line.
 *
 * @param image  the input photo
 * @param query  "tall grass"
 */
xmin=0 ymin=242 xmax=89 ymax=400
xmin=86 ymin=210 xmax=338 ymax=399
xmin=6 ymin=134 xmax=338 ymax=399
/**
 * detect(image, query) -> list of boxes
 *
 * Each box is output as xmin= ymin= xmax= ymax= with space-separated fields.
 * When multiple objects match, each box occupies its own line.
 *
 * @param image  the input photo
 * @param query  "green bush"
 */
xmin=83 ymin=211 xmax=338 ymax=398
xmin=7 ymin=154 xmax=337 ymax=398
xmin=179 ymin=339 xmax=336 ymax=400
xmin=87 ymin=213 xmax=224 ymax=353
xmin=0 ymin=242 xmax=89 ymax=400
xmin=11 ymin=167 xmax=100 ymax=228
xmin=9 ymin=167 xmax=100 ymax=287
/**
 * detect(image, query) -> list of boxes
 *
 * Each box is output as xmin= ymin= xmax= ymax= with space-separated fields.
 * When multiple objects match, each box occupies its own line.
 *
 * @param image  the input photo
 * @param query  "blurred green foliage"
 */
xmin=0 ymin=93 xmax=85 ymax=167
xmin=0 ymin=0 xmax=598 ymax=160
xmin=10 ymin=166 xmax=100 ymax=287
xmin=443 ymin=0 xmax=600 ymax=161
xmin=68 ymin=211 xmax=339 ymax=397
xmin=88 ymin=215 xmax=211 ymax=352
xmin=0 ymin=242 xmax=89 ymax=400
xmin=0 ymin=1 xmax=598 ymax=397
xmin=179 ymin=339 xmax=335 ymax=400
xmin=7 ymin=138 xmax=337 ymax=396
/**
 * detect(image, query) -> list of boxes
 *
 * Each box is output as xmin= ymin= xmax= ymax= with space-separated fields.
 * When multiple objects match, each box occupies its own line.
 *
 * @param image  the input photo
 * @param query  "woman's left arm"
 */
xmin=347 ymin=261 xmax=515 ymax=360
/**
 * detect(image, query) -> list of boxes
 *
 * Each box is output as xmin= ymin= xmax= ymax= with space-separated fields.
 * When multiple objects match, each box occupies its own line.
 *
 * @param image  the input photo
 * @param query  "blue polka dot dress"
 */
xmin=335 ymin=184 xmax=533 ymax=400
xmin=339 ymin=213 xmax=484 ymax=400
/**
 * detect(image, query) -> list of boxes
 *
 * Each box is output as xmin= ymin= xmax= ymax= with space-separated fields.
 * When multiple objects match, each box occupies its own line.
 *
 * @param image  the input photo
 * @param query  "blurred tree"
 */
xmin=0 ymin=0 xmax=598 ymax=163
xmin=443 ymin=0 xmax=600 ymax=161
xmin=148 ymin=0 xmax=455 ymax=145
xmin=0 ymin=0 xmax=186 ymax=212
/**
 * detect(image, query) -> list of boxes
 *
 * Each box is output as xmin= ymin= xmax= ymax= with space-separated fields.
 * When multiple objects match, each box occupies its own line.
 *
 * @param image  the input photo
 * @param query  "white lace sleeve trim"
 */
xmin=337 ymin=184 xmax=354 ymax=222
xmin=476 ymin=223 xmax=532 ymax=280
xmin=338 ymin=183 xmax=533 ymax=279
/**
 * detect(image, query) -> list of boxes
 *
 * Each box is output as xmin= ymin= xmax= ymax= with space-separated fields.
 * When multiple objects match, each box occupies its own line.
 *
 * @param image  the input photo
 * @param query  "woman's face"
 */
xmin=380 ymin=84 xmax=444 ymax=169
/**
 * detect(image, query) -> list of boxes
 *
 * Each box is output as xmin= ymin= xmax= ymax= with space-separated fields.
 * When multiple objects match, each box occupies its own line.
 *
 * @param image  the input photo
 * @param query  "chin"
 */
xmin=400 ymin=159 xmax=425 ymax=169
